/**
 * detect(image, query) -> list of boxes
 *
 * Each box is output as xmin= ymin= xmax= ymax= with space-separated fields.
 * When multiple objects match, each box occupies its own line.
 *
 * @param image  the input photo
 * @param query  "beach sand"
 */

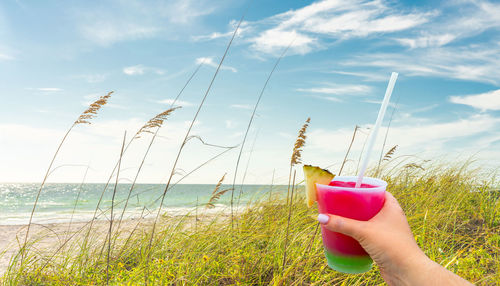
xmin=0 ymin=211 xmax=226 ymax=277
xmin=0 ymin=217 xmax=158 ymax=277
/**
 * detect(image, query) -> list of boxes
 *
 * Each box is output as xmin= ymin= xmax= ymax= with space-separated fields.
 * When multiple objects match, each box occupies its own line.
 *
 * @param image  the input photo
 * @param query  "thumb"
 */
xmin=317 ymin=214 xmax=368 ymax=241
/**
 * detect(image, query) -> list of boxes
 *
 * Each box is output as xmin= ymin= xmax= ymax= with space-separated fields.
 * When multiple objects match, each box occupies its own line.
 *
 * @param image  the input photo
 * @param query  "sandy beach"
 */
xmin=0 ymin=217 xmax=154 ymax=276
xmin=0 ymin=209 xmax=229 ymax=278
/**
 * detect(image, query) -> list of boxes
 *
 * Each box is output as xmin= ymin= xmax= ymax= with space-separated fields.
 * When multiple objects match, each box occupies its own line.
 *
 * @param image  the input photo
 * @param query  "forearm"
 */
xmin=380 ymin=249 xmax=473 ymax=286
xmin=419 ymin=259 xmax=473 ymax=286
xmin=400 ymin=255 xmax=473 ymax=286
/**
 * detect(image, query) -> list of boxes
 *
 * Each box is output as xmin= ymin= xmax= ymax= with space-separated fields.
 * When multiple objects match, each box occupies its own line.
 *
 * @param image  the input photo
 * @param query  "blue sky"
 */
xmin=1 ymin=0 xmax=500 ymax=184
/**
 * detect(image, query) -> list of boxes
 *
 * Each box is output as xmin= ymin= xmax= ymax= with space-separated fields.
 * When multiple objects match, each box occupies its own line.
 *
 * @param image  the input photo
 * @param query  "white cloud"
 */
xmin=225 ymin=120 xmax=236 ymax=129
xmin=123 ymin=65 xmax=146 ymax=75
xmin=309 ymin=114 xmax=500 ymax=156
xmin=39 ymin=88 xmax=62 ymax=92
xmin=396 ymin=33 xmax=456 ymax=49
xmin=297 ymin=84 xmax=372 ymax=95
xmin=192 ymin=20 xmax=249 ymax=41
xmin=393 ymin=1 xmax=500 ymax=49
xmin=251 ymin=29 xmax=316 ymax=55
xmin=450 ymin=89 xmax=500 ymax=111
xmin=158 ymin=99 xmax=193 ymax=107
xmin=248 ymin=0 xmax=432 ymax=54
xmin=26 ymin=87 xmax=63 ymax=92
xmin=342 ymin=42 xmax=500 ymax=85
xmin=193 ymin=31 xmax=234 ymax=41
xmin=77 ymin=73 xmax=108 ymax=83
xmin=123 ymin=65 xmax=165 ymax=76
xmin=164 ymin=0 xmax=215 ymax=25
xmin=0 ymin=52 xmax=13 ymax=60
xmin=195 ymin=57 xmax=237 ymax=73
xmin=230 ymin=104 xmax=253 ymax=110
xmin=75 ymin=0 xmax=215 ymax=46
xmin=329 ymin=70 xmax=389 ymax=82
xmin=412 ymin=104 xmax=439 ymax=114
xmin=305 ymin=94 xmax=342 ymax=102
xmin=0 ymin=118 xmax=207 ymax=183
xmin=80 ymin=22 xmax=158 ymax=46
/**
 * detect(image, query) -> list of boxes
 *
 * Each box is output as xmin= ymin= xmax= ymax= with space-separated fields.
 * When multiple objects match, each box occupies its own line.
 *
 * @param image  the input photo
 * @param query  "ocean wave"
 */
xmin=0 ymin=205 xmax=233 ymax=225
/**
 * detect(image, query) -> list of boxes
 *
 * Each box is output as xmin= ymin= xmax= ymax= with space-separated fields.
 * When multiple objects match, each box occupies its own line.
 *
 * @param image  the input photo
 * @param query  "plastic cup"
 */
xmin=316 ymin=176 xmax=387 ymax=274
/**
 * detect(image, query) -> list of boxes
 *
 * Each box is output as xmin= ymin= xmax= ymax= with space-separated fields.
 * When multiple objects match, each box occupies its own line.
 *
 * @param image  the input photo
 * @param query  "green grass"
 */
xmin=2 ymin=164 xmax=499 ymax=285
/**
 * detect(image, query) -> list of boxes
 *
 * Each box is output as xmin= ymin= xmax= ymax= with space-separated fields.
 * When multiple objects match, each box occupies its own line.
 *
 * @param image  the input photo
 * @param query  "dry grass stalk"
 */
xmin=85 ymin=106 xmax=182 ymax=265
xmin=339 ymin=125 xmax=359 ymax=176
xmin=85 ymin=64 xmax=203 ymax=257
xmin=269 ymin=169 xmax=275 ymax=201
xmin=287 ymin=117 xmax=311 ymax=206
xmin=282 ymin=169 xmax=296 ymax=270
xmin=66 ymin=165 xmax=90 ymax=240
xmin=134 ymin=107 xmax=181 ymax=139
xmin=383 ymin=145 xmax=398 ymax=161
xmin=356 ymin=127 xmax=370 ymax=174
xmin=21 ymin=91 xmax=113 ymax=267
xmin=230 ymin=40 xmax=294 ymax=229
xmin=146 ymin=146 xmax=237 ymax=208
xmin=291 ymin=117 xmax=310 ymax=166
xmin=377 ymin=92 xmax=402 ymax=175
xmin=237 ymin=130 xmax=260 ymax=206
xmin=206 ymin=173 xmax=230 ymax=209
xmin=283 ymin=118 xmax=311 ymax=272
xmin=11 ymin=163 xmax=499 ymax=285
xmin=75 ymin=91 xmax=113 ymax=125
xmin=404 ymin=163 xmax=425 ymax=170
xmin=144 ymin=14 xmax=246 ymax=285
xmin=187 ymin=135 xmax=237 ymax=149
xmin=106 ymin=131 xmax=127 ymax=285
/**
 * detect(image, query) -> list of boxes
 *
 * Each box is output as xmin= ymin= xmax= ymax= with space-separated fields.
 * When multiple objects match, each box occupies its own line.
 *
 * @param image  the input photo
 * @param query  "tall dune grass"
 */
xmin=1 ymin=9 xmax=498 ymax=285
xmin=3 ymin=162 xmax=499 ymax=285
xmin=20 ymin=91 xmax=113 ymax=269
xmin=2 ymin=64 xmax=499 ymax=286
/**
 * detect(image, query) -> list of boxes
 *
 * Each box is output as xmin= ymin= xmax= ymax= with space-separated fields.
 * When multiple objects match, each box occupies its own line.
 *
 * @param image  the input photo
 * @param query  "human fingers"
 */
xmin=317 ymin=214 xmax=368 ymax=241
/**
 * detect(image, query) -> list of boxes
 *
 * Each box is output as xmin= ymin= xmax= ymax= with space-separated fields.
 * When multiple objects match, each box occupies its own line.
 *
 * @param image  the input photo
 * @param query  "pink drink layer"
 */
xmin=328 ymin=181 xmax=377 ymax=188
xmin=316 ymin=179 xmax=386 ymax=256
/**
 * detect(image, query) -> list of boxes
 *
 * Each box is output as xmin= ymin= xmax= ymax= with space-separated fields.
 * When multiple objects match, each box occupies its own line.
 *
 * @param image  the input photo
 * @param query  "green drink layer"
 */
xmin=324 ymin=249 xmax=373 ymax=274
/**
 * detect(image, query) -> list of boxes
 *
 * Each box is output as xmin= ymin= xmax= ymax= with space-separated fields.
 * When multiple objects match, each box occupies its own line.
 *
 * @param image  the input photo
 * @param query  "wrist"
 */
xmin=387 ymin=248 xmax=433 ymax=286
xmin=405 ymin=252 xmax=435 ymax=283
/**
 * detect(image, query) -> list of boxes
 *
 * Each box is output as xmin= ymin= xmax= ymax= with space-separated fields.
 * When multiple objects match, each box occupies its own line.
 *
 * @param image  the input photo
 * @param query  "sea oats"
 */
xmin=145 ymin=16 xmax=245 ymax=281
xmin=206 ymin=173 xmax=230 ymax=209
xmin=75 ymin=91 xmax=113 ymax=125
xmin=291 ymin=117 xmax=311 ymax=166
xmin=22 ymin=91 xmax=113 ymax=266
xmin=404 ymin=163 xmax=425 ymax=170
xmin=134 ymin=106 xmax=181 ymax=139
xmin=383 ymin=145 xmax=398 ymax=161
xmin=229 ymin=39 xmax=294 ymax=227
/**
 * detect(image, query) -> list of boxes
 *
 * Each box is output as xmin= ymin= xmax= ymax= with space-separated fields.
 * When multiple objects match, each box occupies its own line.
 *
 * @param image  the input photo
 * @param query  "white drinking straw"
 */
xmin=355 ymin=72 xmax=399 ymax=188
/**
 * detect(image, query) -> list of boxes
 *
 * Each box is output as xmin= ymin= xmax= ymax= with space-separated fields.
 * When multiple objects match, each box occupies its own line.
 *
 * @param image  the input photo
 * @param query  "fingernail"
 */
xmin=317 ymin=214 xmax=330 ymax=224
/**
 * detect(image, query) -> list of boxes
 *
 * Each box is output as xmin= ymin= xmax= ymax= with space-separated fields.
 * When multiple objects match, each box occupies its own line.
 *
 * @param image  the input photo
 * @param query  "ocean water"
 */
xmin=0 ymin=183 xmax=285 ymax=225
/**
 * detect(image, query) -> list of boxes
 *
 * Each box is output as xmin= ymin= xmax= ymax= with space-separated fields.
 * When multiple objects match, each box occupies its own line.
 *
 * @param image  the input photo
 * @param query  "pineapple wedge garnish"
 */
xmin=303 ymin=165 xmax=334 ymax=208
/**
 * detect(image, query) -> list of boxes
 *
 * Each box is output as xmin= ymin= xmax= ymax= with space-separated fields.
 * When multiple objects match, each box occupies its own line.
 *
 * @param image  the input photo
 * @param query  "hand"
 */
xmin=318 ymin=191 xmax=473 ymax=286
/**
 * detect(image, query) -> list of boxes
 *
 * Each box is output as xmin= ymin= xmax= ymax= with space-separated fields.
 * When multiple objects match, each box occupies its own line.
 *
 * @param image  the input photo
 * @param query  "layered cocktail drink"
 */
xmin=316 ymin=176 xmax=387 ymax=273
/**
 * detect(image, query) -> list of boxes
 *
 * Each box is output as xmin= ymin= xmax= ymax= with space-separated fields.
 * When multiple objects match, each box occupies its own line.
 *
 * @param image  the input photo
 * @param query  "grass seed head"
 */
xmin=75 ymin=91 xmax=113 ymax=125
xmin=134 ymin=106 xmax=181 ymax=139
xmin=291 ymin=117 xmax=311 ymax=166
xmin=206 ymin=173 xmax=230 ymax=209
